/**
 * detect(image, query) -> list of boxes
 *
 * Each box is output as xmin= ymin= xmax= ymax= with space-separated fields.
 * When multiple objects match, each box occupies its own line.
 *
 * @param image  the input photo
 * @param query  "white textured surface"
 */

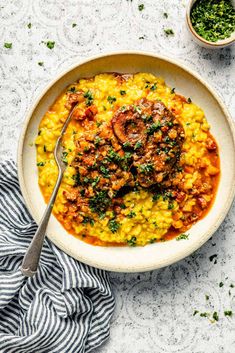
xmin=0 ymin=1 xmax=235 ymax=352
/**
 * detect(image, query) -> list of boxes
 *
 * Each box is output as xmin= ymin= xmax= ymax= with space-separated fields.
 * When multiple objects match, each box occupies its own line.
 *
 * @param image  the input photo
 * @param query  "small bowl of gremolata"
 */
xmin=186 ymin=0 xmax=235 ymax=48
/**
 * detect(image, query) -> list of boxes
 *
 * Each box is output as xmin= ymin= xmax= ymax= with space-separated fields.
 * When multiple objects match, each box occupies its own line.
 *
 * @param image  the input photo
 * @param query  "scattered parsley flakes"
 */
xmin=62 ymin=151 xmax=68 ymax=164
xmin=27 ymin=23 xmax=32 ymax=29
xmin=72 ymin=23 xmax=77 ymax=27
xmin=127 ymin=211 xmax=136 ymax=219
xmin=212 ymin=311 xmax=219 ymax=322
xmin=45 ymin=41 xmax=55 ymax=49
xmin=176 ymin=233 xmax=189 ymax=241
xmin=205 ymin=294 xmax=210 ymax=300
xmin=83 ymin=90 xmax=93 ymax=106
xmin=37 ymin=161 xmax=45 ymax=167
xmin=120 ymin=90 xmax=126 ymax=95
xmin=139 ymin=163 xmax=154 ymax=174
xmin=219 ymin=282 xmax=224 ymax=288
xmin=127 ymin=236 xmax=137 ymax=246
xmin=164 ymin=28 xmax=174 ymax=36
xmin=224 ymin=310 xmax=233 ymax=317
xmin=163 ymin=12 xmax=168 ymax=18
xmin=107 ymin=96 xmax=116 ymax=104
xmin=134 ymin=141 xmax=142 ymax=150
xmin=150 ymin=83 xmax=157 ymax=91
xmin=4 ymin=42 xmax=12 ymax=49
xmin=200 ymin=312 xmax=209 ymax=318
xmin=187 ymin=97 xmax=192 ymax=103
xmin=171 ymin=87 xmax=175 ymax=94
xmin=38 ymin=61 xmax=44 ymax=66
xmin=138 ymin=4 xmax=144 ymax=11
xmin=108 ymin=219 xmax=121 ymax=233
xmin=193 ymin=310 xmax=199 ymax=316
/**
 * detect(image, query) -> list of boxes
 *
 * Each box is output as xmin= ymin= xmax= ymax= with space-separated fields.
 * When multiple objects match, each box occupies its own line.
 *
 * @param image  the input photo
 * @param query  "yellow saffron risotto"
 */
xmin=35 ymin=73 xmax=220 ymax=246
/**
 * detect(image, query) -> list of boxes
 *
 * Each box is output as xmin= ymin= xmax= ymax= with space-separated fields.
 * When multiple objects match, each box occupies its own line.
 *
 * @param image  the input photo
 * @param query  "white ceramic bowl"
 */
xmin=186 ymin=0 xmax=235 ymax=49
xmin=18 ymin=51 xmax=235 ymax=272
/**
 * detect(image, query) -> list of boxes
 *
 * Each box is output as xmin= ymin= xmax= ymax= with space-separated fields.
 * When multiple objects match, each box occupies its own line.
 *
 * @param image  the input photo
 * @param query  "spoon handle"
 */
xmin=21 ymin=170 xmax=63 ymax=277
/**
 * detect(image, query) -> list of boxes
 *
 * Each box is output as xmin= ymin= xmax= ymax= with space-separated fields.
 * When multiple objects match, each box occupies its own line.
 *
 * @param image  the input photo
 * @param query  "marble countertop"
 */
xmin=0 ymin=1 xmax=235 ymax=352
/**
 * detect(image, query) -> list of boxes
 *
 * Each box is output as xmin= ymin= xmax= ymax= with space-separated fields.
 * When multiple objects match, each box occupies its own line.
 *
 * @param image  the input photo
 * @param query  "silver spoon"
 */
xmin=21 ymin=104 xmax=78 ymax=277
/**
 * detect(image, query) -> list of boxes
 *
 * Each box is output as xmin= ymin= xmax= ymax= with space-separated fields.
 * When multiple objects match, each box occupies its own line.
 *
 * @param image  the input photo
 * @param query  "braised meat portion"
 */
xmin=64 ymin=98 xmax=185 ymax=218
xmin=112 ymin=99 xmax=185 ymax=187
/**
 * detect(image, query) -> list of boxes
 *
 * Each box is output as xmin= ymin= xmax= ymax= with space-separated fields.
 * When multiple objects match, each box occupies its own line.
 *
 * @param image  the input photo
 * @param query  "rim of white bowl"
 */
xmin=17 ymin=51 xmax=235 ymax=272
xmin=186 ymin=0 xmax=235 ymax=48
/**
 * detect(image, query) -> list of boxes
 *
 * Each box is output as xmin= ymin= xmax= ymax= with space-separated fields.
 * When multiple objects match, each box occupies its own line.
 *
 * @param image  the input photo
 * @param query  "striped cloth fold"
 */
xmin=0 ymin=160 xmax=115 ymax=353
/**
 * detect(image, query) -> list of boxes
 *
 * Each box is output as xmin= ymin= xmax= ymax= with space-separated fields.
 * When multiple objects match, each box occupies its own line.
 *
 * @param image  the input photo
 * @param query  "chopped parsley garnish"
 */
xmin=212 ymin=311 xmax=219 ymax=321
xmin=62 ymin=151 xmax=68 ymax=164
xmin=38 ymin=62 xmax=44 ymax=66
xmin=72 ymin=23 xmax=77 ymax=27
xmin=82 ymin=217 xmax=95 ymax=226
xmin=138 ymin=4 xmax=144 ymax=11
xmin=168 ymin=202 xmax=174 ymax=210
xmin=176 ymin=233 xmax=189 ymax=241
xmin=171 ymin=87 xmax=175 ymax=94
xmin=72 ymin=172 xmax=81 ymax=186
xmin=147 ymin=121 xmax=162 ymax=135
xmin=193 ymin=310 xmax=199 ymax=316
xmin=152 ymin=194 xmax=161 ymax=202
xmin=150 ymin=83 xmax=157 ymax=91
xmin=190 ymin=0 xmax=235 ymax=42
xmin=107 ymin=96 xmax=116 ymax=104
xmin=123 ymin=141 xmax=131 ymax=149
xmin=89 ymin=190 xmax=111 ymax=214
xmin=27 ymin=23 xmax=32 ymax=29
xmin=150 ymin=238 xmax=156 ymax=244
xmin=219 ymin=282 xmax=224 ymax=288
xmin=4 ymin=42 xmax=12 ymax=49
xmin=187 ymin=97 xmax=192 ymax=103
xmin=107 ymin=149 xmax=122 ymax=163
xmin=164 ymin=28 xmax=174 ymax=36
xmin=100 ymin=165 xmax=110 ymax=178
xmin=139 ymin=163 xmax=154 ymax=174
xmin=43 ymin=145 xmax=47 ymax=152
xmin=80 ymin=189 xmax=85 ymax=197
xmin=163 ymin=12 xmax=168 ymax=18
xmin=83 ymin=90 xmax=93 ymax=106
xmin=68 ymin=86 xmax=77 ymax=93
xmin=224 ymin=310 xmax=233 ymax=317
xmin=37 ymin=162 xmax=45 ymax=167
xmin=134 ymin=141 xmax=142 ymax=150
xmin=127 ymin=236 xmax=137 ymax=246
xmin=45 ymin=41 xmax=55 ymax=49
xmin=205 ymin=295 xmax=210 ymax=300
xmin=94 ymin=137 xmax=102 ymax=146
xmin=120 ymin=90 xmax=126 ymax=95
xmin=127 ymin=211 xmax=136 ymax=218
xmin=91 ymin=176 xmax=100 ymax=188
xmin=108 ymin=219 xmax=121 ymax=233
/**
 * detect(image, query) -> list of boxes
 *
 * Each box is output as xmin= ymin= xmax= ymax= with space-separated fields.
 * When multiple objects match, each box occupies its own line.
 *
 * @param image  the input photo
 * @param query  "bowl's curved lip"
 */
xmin=186 ymin=0 xmax=235 ymax=47
xmin=17 ymin=50 xmax=235 ymax=272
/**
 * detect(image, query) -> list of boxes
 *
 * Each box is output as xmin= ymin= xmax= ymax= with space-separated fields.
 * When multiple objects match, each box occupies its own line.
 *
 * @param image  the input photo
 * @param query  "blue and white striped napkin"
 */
xmin=0 ymin=160 xmax=115 ymax=353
